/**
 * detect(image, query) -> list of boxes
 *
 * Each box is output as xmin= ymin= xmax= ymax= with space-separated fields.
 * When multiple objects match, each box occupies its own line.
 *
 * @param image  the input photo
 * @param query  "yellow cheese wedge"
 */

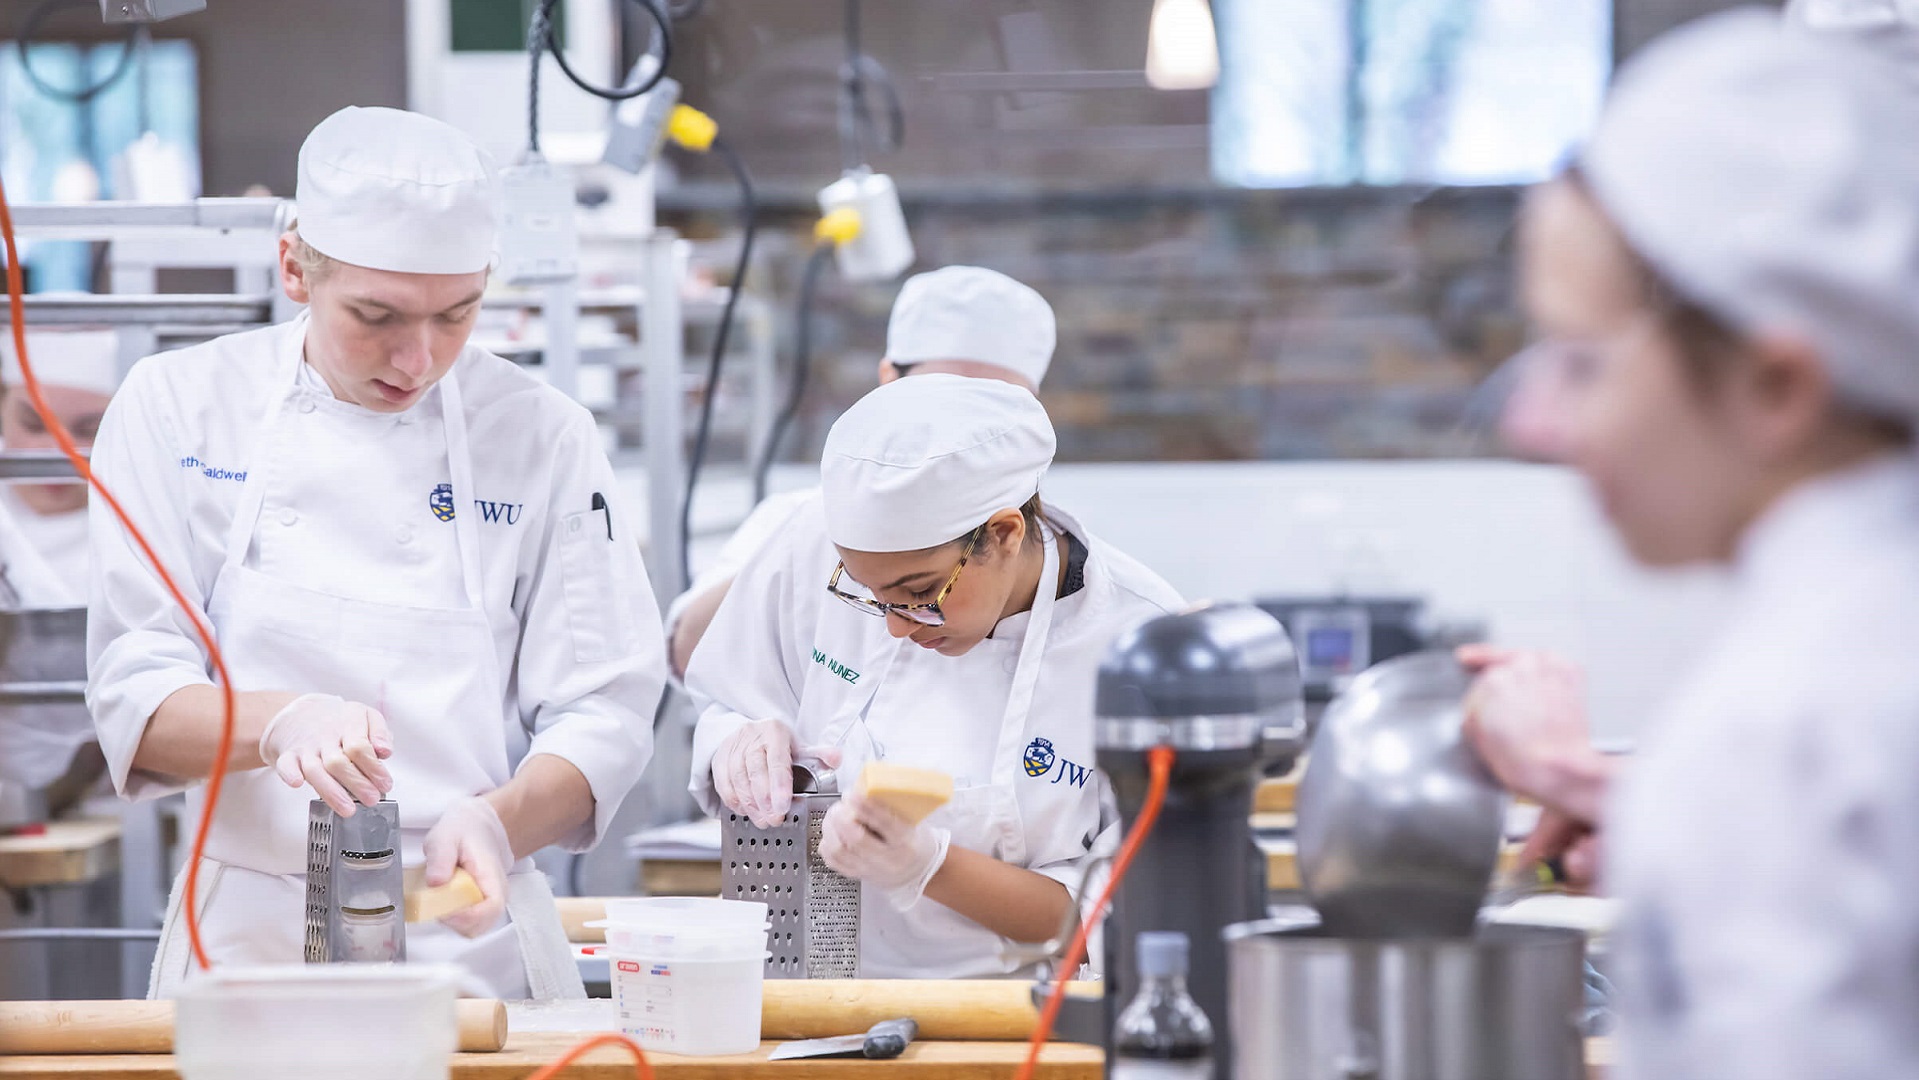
xmin=857 ymin=762 xmax=954 ymax=825
xmin=403 ymin=866 xmax=485 ymax=924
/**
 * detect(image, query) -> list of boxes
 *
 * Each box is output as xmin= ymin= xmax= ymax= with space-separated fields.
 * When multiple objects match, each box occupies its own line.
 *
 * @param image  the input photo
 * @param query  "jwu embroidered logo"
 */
xmin=475 ymin=499 xmax=522 ymax=525
xmin=427 ymin=484 xmax=523 ymax=525
xmin=428 ymin=483 xmax=457 ymax=522
xmin=1023 ymin=737 xmax=1091 ymax=788
xmin=810 ymin=648 xmax=861 ymax=685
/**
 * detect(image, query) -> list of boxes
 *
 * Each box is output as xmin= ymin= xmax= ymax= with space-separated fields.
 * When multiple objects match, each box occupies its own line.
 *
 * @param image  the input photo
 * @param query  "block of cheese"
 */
xmin=403 ymin=866 xmax=485 ymax=923
xmin=857 ymin=762 xmax=954 ymax=825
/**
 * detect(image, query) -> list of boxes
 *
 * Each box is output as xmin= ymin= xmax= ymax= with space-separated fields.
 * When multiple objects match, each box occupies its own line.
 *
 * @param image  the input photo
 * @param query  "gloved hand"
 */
xmin=258 ymin=693 xmax=393 ymax=817
xmin=818 ymin=790 xmax=951 ymax=910
xmin=712 ymin=719 xmax=841 ymax=828
xmin=422 ymin=796 xmax=513 ymax=938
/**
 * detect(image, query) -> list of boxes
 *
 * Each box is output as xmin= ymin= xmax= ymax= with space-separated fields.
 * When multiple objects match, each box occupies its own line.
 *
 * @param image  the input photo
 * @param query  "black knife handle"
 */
xmin=862 ymin=1018 xmax=919 ymax=1059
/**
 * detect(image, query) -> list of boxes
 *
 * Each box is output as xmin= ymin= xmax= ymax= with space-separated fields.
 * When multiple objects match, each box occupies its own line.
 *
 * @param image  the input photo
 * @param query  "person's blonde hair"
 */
xmin=285 ymin=229 xmax=335 ymax=283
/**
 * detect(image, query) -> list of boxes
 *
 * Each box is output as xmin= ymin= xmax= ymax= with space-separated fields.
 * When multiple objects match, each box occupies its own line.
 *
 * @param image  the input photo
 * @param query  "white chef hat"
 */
xmin=294 ymin=106 xmax=500 ymax=275
xmin=1580 ymin=10 xmax=1919 ymax=419
xmin=0 ymin=330 xmax=122 ymax=398
xmin=821 ymin=374 xmax=1056 ymax=553
xmin=886 ymin=266 xmax=1057 ymax=388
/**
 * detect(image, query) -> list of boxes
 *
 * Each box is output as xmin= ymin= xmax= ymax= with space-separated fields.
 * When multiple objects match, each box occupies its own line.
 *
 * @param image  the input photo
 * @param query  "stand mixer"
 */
xmin=1094 ymin=603 xmax=1306 ymax=1079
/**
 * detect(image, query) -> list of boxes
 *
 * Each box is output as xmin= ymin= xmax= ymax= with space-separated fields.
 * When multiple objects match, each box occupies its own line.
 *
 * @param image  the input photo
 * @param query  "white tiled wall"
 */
xmin=1042 ymin=460 xmax=1733 ymax=744
xmin=633 ymin=459 xmax=1734 ymax=744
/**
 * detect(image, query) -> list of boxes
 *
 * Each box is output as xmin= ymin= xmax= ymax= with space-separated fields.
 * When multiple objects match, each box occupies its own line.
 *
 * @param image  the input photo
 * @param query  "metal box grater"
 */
xmin=720 ymin=794 xmax=860 ymax=978
xmin=304 ymin=799 xmax=405 ymax=964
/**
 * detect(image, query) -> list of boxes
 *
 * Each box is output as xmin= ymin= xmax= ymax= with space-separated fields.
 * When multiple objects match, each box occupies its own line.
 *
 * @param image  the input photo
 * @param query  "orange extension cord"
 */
xmin=1 ymin=177 xmax=653 ymax=1078
xmin=1014 ymin=743 xmax=1177 ymax=1080
xmin=0 ymin=174 xmax=236 ymax=973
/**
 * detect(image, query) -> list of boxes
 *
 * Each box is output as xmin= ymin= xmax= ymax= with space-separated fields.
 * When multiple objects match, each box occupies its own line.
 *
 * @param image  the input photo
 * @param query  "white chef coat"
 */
xmin=1608 ymin=454 xmax=1919 ymax=1080
xmin=686 ymin=495 xmax=1182 ymax=978
xmin=0 ymin=485 xmax=94 ymax=788
xmin=663 ymin=488 xmax=813 ymax=655
xmin=86 ymin=317 xmax=665 ymax=995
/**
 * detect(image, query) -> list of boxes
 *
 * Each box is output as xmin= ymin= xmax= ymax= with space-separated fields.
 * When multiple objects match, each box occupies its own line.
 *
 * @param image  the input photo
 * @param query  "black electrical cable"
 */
xmin=526 ymin=0 xmax=674 ymax=154
xmin=16 ymin=0 xmax=142 ymax=106
xmin=836 ymin=0 xmax=906 ymax=172
xmin=752 ymin=244 xmax=836 ymax=505
xmin=678 ymin=137 xmax=757 ymax=587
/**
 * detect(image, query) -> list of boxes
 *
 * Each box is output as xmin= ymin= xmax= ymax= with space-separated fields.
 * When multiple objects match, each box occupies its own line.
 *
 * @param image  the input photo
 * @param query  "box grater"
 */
xmin=720 ymin=793 xmax=860 ymax=978
xmin=304 ymin=799 xmax=406 ymax=964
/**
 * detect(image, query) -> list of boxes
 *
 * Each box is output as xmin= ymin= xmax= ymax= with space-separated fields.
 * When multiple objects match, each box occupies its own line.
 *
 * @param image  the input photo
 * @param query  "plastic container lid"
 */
xmin=597 ymin=896 xmax=768 ymax=929
xmin=1137 ymin=931 xmax=1191 ymax=979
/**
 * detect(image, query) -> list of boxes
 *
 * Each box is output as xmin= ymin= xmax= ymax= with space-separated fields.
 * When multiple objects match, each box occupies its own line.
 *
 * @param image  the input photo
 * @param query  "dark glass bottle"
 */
xmin=1112 ymin=931 xmax=1214 ymax=1079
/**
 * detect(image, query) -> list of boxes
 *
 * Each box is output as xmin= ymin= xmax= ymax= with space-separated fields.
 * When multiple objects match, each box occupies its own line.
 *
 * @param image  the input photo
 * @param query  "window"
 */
xmin=0 ymin=38 xmax=201 ymax=291
xmin=1212 ymin=0 xmax=1610 ymax=187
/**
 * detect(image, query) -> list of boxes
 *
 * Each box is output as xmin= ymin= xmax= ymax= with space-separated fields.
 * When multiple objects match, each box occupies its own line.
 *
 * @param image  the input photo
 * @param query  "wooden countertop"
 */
xmin=0 ymin=1035 xmax=1102 ymax=1079
xmin=0 ymin=819 xmax=120 ymax=889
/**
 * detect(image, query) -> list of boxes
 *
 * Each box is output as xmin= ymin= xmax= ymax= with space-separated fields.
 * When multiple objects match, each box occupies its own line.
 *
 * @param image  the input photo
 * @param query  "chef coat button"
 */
xmin=570 ymin=518 xmax=581 ymax=534
xmin=396 ymin=524 xmax=414 ymax=545
xmin=397 ymin=413 xmax=415 ymax=426
xmin=279 ymin=509 xmax=299 ymax=527
xmin=298 ymin=399 xmax=317 ymax=414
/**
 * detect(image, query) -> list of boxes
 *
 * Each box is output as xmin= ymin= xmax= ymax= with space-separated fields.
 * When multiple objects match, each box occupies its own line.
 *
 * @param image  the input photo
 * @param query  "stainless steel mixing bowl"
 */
xmin=1295 ymin=650 xmax=1507 ymax=938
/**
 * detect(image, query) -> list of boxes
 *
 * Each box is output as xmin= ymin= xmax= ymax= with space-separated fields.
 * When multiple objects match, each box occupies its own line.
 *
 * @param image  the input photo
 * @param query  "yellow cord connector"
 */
xmin=815 ymin=207 xmax=863 ymax=247
xmin=666 ymin=104 xmax=719 ymax=152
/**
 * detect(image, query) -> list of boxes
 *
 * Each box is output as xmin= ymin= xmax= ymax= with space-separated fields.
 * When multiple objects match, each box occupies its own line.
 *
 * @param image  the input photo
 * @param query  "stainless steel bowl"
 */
xmin=1295 ymin=650 xmax=1506 ymax=938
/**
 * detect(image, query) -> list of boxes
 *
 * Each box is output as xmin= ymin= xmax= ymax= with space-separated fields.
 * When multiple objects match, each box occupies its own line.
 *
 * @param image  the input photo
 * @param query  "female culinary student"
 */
xmin=686 ymin=375 xmax=1183 ymax=977
xmin=1460 ymin=13 xmax=1919 ymax=1078
xmin=85 ymin=107 xmax=665 ymax=998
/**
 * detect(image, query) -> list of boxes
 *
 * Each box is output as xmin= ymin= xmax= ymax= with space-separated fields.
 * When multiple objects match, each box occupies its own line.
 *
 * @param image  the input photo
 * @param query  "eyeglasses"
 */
xmin=826 ymin=526 xmax=983 ymax=628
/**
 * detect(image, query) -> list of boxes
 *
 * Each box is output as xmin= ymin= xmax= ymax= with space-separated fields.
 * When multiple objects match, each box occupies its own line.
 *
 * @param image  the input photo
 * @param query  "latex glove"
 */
xmin=1459 ymin=646 xmax=1607 ymax=819
xmin=712 ymin=719 xmax=841 ymax=828
xmin=258 ymin=693 xmax=393 ymax=817
xmin=817 ymin=789 xmax=951 ymax=910
xmin=422 ymin=796 xmax=513 ymax=938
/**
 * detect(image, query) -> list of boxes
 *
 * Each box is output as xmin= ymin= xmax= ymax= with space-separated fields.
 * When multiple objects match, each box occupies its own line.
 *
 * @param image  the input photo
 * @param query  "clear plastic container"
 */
xmin=610 ymin=949 xmax=767 ymax=1057
xmin=588 ymin=897 xmax=771 ymax=959
xmin=174 ymin=964 xmax=460 ymax=1080
xmin=595 ymin=899 xmax=770 ymax=1057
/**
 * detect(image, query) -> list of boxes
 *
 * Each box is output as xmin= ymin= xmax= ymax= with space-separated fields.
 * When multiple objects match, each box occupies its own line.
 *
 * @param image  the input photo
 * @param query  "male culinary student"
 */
xmin=86 ymin=106 xmax=665 ymax=998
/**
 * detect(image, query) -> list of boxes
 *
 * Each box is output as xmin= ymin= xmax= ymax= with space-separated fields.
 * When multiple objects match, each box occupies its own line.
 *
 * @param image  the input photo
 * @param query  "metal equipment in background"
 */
xmin=99 ymin=0 xmax=204 ymax=23
xmin=1225 ymin=915 xmax=1587 ymax=1080
xmin=1254 ymin=596 xmax=1484 ymax=732
xmin=718 ymin=769 xmax=859 ymax=979
xmin=1228 ymin=650 xmax=1586 ymax=1080
xmin=1095 ymin=603 xmax=1307 ymax=1080
xmin=304 ymin=800 xmax=406 ymax=964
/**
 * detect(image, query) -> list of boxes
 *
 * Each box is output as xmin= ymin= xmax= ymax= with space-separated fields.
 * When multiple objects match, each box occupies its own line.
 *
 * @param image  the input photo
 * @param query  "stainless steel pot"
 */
xmin=1295 ymin=650 xmax=1506 ymax=938
xmin=1227 ymin=916 xmax=1586 ymax=1080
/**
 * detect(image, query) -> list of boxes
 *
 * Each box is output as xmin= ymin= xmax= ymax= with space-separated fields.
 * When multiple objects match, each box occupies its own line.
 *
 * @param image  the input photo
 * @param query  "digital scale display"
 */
xmin=1306 ymin=626 xmax=1358 ymax=670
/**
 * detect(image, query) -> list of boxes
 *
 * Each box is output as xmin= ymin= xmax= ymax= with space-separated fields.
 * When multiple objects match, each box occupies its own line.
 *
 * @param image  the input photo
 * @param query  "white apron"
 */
xmin=147 ymin=329 xmax=580 ymax=1001
xmin=0 ymin=495 xmax=93 ymax=788
xmin=809 ymin=522 xmax=1067 ymax=978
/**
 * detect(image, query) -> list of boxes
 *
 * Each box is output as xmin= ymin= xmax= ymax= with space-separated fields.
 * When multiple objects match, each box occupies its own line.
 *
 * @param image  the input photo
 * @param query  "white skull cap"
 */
xmin=1 ymin=330 xmax=122 ymax=398
xmin=821 ymin=374 xmax=1055 ymax=553
xmin=1581 ymin=9 xmax=1919 ymax=418
xmin=295 ymin=106 xmax=500 ymax=275
xmin=886 ymin=266 xmax=1056 ymax=388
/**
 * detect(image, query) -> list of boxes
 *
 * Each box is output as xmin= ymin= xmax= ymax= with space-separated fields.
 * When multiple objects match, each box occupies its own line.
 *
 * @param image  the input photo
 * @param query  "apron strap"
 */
xmin=212 ymin=317 xmax=488 ymax=613
xmin=989 ymin=517 xmax=1062 ymax=788
xmin=506 ymin=870 xmax=586 ymax=1000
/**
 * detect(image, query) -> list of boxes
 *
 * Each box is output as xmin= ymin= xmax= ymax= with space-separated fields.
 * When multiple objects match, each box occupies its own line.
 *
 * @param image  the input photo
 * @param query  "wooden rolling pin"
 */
xmin=761 ymin=980 xmax=1099 ymax=1041
xmin=0 ymin=998 xmax=508 ymax=1056
xmin=555 ymin=895 xmax=608 ymax=943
